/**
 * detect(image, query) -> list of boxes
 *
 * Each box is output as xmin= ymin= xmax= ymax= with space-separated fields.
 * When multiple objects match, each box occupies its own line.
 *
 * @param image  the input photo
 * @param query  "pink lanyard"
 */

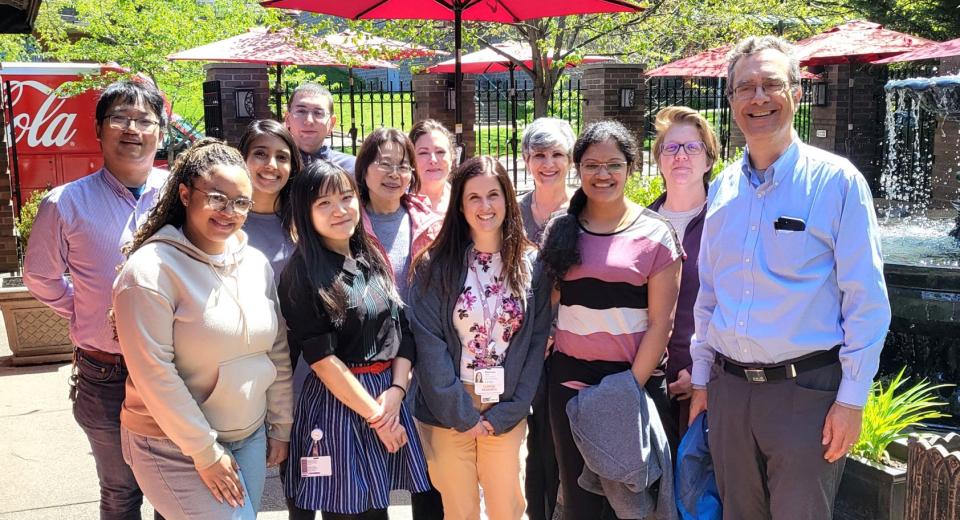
xmin=468 ymin=249 xmax=505 ymax=350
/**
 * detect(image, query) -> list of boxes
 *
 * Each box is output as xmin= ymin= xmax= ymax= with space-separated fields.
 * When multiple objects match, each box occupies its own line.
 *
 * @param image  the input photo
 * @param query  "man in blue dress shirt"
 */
xmin=688 ymin=36 xmax=891 ymax=519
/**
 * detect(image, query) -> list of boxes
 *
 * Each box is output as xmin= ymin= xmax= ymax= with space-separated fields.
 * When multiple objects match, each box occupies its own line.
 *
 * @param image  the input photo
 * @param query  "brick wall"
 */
xmin=0 ymin=96 xmax=19 ymax=272
xmin=204 ymin=64 xmax=273 ymax=147
xmin=412 ymin=73 xmax=476 ymax=158
xmin=581 ymin=64 xmax=646 ymax=145
xmin=809 ymin=63 xmax=886 ymax=189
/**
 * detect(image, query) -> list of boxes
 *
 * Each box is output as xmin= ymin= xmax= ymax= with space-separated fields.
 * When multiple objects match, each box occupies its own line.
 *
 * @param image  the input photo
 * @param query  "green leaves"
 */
xmin=851 ymin=367 xmax=952 ymax=465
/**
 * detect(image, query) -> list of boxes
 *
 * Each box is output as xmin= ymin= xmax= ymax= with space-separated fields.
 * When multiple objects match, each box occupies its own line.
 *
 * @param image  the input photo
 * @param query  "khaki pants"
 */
xmin=416 ymin=389 xmax=527 ymax=520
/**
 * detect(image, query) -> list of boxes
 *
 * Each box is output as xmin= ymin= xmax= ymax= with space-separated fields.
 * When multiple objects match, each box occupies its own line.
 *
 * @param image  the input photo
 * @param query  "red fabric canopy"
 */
xmin=870 ymin=37 xmax=960 ymax=65
xmin=167 ymin=27 xmax=393 ymax=68
xmin=259 ymin=0 xmax=640 ymax=22
xmin=646 ymin=45 xmax=819 ymax=79
xmin=426 ymin=42 xmax=610 ymax=74
xmin=794 ymin=20 xmax=933 ymax=66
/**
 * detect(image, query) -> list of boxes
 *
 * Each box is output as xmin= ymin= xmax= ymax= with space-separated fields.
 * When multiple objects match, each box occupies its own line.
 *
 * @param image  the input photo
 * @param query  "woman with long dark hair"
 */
xmin=539 ymin=121 xmax=682 ymax=519
xmin=408 ymin=156 xmax=551 ymax=520
xmin=279 ymin=160 xmax=430 ymax=519
xmin=114 ymin=138 xmax=293 ymax=519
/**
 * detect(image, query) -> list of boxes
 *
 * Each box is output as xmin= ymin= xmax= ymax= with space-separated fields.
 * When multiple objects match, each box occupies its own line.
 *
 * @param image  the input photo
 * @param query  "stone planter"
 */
xmin=0 ymin=278 xmax=72 ymax=365
xmin=834 ymin=455 xmax=907 ymax=520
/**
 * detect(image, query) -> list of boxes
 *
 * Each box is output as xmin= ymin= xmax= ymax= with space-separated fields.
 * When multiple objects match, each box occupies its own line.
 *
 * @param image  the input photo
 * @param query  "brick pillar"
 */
xmin=0 ymin=92 xmax=18 ymax=272
xmin=204 ymin=64 xmax=273 ymax=147
xmin=412 ymin=73 xmax=476 ymax=158
xmin=809 ymin=63 xmax=886 ymax=187
xmin=581 ymin=64 xmax=646 ymax=145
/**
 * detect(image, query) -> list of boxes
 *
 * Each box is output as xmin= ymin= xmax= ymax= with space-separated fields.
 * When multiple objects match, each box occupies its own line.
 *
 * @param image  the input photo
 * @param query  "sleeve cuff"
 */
xmin=190 ymin=441 xmax=225 ymax=470
xmin=691 ymin=359 xmax=714 ymax=387
xmin=836 ymin=377 xmax=871 ymax=408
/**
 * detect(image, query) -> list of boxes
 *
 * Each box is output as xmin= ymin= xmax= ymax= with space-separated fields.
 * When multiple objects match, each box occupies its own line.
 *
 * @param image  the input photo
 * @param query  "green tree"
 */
xmin=840 ymin=0 xmax=960 ymax=41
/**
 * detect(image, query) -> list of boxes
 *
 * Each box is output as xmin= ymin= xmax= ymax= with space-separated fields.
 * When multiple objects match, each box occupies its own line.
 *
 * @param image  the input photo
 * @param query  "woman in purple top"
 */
xmin=647 ymin=106 xmax=719 ymax=438
xmin=540 ymin=121 xmax=681 ymax=519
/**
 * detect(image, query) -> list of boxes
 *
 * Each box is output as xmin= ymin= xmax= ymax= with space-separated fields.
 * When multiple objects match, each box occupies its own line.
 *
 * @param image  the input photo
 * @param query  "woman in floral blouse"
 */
xmin=407 ymin=156 xmax=552 ymax=520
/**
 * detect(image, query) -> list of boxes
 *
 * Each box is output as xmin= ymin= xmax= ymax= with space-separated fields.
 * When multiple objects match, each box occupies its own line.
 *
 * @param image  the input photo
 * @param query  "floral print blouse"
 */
xmin=456 ymin=249 xmax=525 ymax=382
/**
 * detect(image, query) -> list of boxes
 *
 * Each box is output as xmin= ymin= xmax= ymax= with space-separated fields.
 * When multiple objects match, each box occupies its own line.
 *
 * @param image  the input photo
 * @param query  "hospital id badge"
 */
xmin=474 ymin=367 xmax=505 ymax=403
xmin=300 ymin=456 xmax=332 ymax=477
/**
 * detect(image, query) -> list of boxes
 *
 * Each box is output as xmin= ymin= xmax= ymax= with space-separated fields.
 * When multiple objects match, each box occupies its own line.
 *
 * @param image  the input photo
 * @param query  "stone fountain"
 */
xmin=879 ymin=75 xmax=960 ymax=426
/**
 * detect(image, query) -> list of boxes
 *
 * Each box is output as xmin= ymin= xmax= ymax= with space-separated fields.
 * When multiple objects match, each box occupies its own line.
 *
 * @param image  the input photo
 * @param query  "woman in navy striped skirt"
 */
xmin=278 ymin=160 xmax=430 ymax=519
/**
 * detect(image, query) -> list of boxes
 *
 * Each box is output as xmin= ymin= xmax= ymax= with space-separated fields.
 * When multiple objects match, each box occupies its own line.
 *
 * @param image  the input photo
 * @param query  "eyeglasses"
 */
xmin=729 ymin=79 xmax=794 ymax=101
xmin=191 ymin=186 xmax=255 ymax=215
xmin=661 ymin=141 xmax=706 ymax=156
xmin=375 ymin=161 xmax=414 ymax=176
xmin=579 ymin=161 xmax=628 ymax=175
xmin=290 ymin=107 xmax=329 ymax=121
xmin=106 ymin=115 xmax=160 ymax=132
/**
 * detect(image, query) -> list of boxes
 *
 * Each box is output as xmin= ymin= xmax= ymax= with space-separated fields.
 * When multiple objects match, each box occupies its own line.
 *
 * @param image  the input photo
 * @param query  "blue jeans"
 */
xmin=72 ymin=350 xmax=146 ymax=520
xmin=122 ymin=425 xmax=267 ymax=520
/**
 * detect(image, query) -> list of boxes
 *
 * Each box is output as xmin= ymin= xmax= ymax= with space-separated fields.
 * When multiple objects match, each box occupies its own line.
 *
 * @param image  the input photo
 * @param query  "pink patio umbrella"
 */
xmin=794 ymin=20 xmax=933 ymax=66
xmin=647 ymin=44 xmax=820 ymax=79
xmin=260 ymin=0 xmax=643 ymax=149
xmin=168 ymin=27 xmax=394 ymax=118
xmin=425 ymin=42 xmax=609 ymax=74
xmin=870 ymin=37 xmax=960 ymax=65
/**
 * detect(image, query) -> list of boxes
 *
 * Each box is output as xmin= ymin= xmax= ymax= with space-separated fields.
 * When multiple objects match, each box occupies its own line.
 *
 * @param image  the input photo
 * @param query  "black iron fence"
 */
xmin=474 ymin=77 xmax=583 ymax=187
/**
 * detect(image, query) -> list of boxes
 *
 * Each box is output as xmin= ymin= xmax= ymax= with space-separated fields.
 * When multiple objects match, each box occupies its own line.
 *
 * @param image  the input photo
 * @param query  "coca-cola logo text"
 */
xmin=8 ymin=80 xmax=79 ymax=148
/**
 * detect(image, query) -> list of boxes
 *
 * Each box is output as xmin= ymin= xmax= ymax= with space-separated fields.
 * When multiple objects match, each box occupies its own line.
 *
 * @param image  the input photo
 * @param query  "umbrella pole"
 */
xmin=509 ymin=63 xmax=518 ymax=186
xmin=349 ymin=68 xmax=358 ymax=155
xmin=274 ymin=64 xmax=283 ymax=121
xmin=454 ymin=3 xmax=463 ymax=161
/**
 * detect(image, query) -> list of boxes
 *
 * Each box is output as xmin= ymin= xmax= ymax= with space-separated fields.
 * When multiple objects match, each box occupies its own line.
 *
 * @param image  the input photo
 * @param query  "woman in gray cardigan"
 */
xmin=407 ymin=156 xmax=552 ymax=520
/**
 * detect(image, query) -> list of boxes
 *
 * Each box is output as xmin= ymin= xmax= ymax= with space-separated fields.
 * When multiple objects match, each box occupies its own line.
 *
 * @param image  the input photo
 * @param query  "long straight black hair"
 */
xmin=285 ymin=160 xmax=398 ymax=325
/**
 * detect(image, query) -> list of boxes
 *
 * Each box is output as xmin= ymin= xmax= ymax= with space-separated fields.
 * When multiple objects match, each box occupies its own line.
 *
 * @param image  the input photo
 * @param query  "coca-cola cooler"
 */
xmin=1 ymin=62 xmax=125 ymax=214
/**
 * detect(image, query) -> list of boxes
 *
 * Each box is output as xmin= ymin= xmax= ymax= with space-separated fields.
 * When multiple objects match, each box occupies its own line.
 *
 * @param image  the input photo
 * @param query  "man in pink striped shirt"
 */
xmin=24 ymin=80 xmax=168 ymax=520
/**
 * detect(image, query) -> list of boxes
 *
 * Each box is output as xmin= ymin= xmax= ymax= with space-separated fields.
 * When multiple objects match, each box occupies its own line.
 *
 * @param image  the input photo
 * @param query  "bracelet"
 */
xmin=389 ymin=384 xmax=407 ymax=398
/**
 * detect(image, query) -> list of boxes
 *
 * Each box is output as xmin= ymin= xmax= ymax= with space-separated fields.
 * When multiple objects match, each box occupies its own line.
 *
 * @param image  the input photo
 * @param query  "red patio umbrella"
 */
xmin=794 ymin=20 xmax=933 ymax=66
xmin=426 ymin=42 xmax=609 ymax=74
xmin=168 ymin=27 xmax=394 ymax=118
xmin=260 ymin=0 xmax=642 ymax=149
xmin=870 ymin=37 xmax=960 ymax=65
xmin=646 ymin=44 xmax=820 ymax=79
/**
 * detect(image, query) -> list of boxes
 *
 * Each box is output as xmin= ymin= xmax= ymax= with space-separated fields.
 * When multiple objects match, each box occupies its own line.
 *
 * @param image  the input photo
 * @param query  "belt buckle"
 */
xmin=744 ymin=368 xmax=767 ymax=383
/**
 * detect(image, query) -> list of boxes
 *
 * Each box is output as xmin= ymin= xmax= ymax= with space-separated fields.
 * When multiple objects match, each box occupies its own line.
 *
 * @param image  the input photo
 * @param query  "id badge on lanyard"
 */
xmin=300 ymin=428 xmax=332 ymax=478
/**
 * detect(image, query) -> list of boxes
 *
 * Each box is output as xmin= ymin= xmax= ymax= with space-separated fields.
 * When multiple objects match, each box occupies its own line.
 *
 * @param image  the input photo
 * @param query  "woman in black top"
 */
xmin=279 ymin=160 xmax=430 ymax=519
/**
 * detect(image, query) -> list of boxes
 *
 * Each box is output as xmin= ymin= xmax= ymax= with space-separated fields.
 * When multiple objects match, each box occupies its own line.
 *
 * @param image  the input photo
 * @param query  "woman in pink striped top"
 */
xmin=539 ymin=121 xmax=682 ymax=519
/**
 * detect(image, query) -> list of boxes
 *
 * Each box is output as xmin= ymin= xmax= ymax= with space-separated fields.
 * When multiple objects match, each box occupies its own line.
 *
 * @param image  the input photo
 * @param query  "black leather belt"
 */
xmin=719 ymin=346 xmax=840 ymax=383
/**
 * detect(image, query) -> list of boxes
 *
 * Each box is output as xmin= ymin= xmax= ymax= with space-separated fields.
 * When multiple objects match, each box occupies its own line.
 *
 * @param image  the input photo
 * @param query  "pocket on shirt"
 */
xmin=768 ymin=230 xmax=829 ymax=275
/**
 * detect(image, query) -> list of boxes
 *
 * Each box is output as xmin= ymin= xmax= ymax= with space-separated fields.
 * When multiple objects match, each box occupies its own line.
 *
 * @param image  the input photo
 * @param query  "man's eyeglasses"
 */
xmin=579 ymin=161 xmax=628 ymax=175
xmin=375 ymin=161 xmax=414 ymax=176
xmin=192 ymin=187 xmax=255 ymax=215
xmin=290 ymin=108 xmax=329 ymax=121
xmin=729 ymin=79 xmax=794 ymax=101
xmin=106 ymin=115 xmax=160 ymax=132
xmin=661 ymin=141 xmax=706 ymax=156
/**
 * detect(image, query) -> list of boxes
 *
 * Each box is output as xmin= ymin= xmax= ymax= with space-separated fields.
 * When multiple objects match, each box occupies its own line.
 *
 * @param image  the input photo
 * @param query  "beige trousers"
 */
xmin=416 ymin=390 xmax=527 ymax=520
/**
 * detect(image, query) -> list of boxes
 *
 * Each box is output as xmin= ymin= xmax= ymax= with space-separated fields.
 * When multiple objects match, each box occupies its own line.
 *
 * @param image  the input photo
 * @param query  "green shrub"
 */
xmin=624 ymin=174 xmax=665 ymax=206
xmin=15 ymin=189 xmax=48 ymax=247
xmin=851 ymin=367 xmax=952 ymax=464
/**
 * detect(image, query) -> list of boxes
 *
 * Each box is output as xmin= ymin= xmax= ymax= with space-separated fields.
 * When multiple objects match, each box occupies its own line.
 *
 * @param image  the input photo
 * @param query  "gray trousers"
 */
xmin=707 ymin=359 xmax=846 ymax=520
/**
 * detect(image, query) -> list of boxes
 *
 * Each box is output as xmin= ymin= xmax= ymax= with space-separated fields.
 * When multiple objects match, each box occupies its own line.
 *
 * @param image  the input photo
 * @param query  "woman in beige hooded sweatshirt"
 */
xmin=112 ymin=139 xmax=294 ymax=520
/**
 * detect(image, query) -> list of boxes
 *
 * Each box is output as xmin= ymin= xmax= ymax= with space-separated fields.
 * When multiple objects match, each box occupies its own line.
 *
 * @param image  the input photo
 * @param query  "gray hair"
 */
xmin=287 ymin=82 xmax=334 ymax=114
xmin=726 ymin=36 xmax=802 ymax=93
xmin=521 ymin=117 xmax=576 ymax=158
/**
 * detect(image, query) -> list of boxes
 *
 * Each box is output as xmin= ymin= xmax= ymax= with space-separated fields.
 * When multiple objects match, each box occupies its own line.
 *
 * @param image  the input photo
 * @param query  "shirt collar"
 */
xmin=303 ymin=145 xmax=332 ymax=162
xmin=740 ymin=137 xmax=802 ymax=190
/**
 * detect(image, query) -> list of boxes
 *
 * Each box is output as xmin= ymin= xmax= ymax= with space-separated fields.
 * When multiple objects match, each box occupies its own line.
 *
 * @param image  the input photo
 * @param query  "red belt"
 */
xmin=349 ymin=360 xmax=392 ymax=375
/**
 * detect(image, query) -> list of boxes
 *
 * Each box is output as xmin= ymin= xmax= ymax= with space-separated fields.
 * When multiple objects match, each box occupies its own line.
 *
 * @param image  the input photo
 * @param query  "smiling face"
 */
xmin=245 ymin=134 xmax=293 ymax=199
xmin=658 ymin=124 xmax=712 ymax=192
xmin=311 ymin=179 xmax=360 ymax=253
xmin=284 ymin=92 xmax=336 ymax=155
xmin=461 ymin=172 xmax=506 ymax=243
xmin=178 ymin=164 xmax=253 ymax=255
xmin=364 ymin=141 xmax=413 ymax=211
xmin=414 ymin=130 xmax=453 ymax=187
xmin=578 ymin=138 xmax=629 ymax=204
xmin=525 ymin=144 xmax=572 ymax=190
xmin=96 ymin=97 xmax=162 ymax=183
xmin=729 ymin=48 xmax=802 ymax=158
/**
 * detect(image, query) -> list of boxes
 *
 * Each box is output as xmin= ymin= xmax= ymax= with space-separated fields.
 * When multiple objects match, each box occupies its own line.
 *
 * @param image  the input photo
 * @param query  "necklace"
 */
xmin=531 ymin=191 xmax=568 ymax=227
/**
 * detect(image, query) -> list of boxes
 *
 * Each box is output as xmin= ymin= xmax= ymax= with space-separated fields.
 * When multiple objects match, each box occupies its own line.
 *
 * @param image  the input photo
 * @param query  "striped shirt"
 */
xmin=555 ymin=209 xmax=682 ymax=365
xmin=23 ymin=167 xmax=167 ymax=354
